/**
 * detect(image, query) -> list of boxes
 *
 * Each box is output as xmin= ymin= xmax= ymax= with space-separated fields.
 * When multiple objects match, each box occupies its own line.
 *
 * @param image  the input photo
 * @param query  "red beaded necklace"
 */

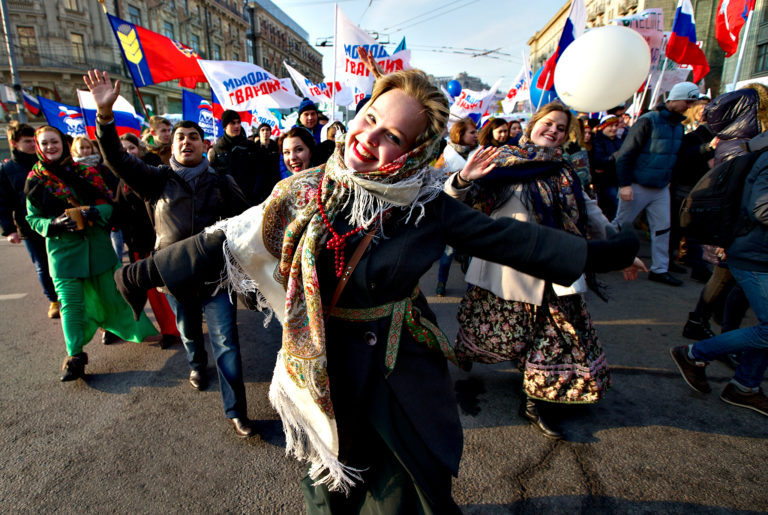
xmin=316 ymin=182 xmax=369 ymax=277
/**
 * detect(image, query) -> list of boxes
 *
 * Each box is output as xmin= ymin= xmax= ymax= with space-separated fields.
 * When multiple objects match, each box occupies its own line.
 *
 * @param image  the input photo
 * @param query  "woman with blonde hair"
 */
xmin=447 ymin=102 xmax=645 ymax=440
xmin=98 ymin=62 xmax=638 ymax=511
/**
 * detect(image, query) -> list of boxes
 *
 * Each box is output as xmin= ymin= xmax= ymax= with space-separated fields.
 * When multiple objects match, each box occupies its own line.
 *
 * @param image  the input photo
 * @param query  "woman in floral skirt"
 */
xmin=446 ymin=102 xmax=645 ymax=440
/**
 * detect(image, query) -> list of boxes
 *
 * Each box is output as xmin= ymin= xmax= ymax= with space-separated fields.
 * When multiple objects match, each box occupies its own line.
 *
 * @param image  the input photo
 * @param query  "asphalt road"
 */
xmin=0 ymin=238 xmax=766 ymax=514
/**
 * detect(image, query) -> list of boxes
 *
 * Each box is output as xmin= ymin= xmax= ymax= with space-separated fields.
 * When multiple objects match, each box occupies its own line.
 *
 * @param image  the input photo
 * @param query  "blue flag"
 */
xmin=182 ymin=90 xmax=216 ymax=141
xmin=38 ymin=97 xmax=87 ymax=137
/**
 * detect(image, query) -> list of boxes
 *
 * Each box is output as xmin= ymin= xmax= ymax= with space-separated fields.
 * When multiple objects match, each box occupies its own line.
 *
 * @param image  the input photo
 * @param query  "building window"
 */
xmin=756 ymin=43 xmax=768 ymax=74
xmin=233 ymin=52 xmax=239 ymax=61
xmin=163 ymin=21 xmax=175 ymax=39
xmin=179 ymin=0 xmax=187 ymax=14
xmin=213 ymin=44 xmax=221 ymax=60
xmin=127 ymin=5 xmax=141 ymax=25
xmin=71 ymin=33 xmax=85 ymax=64
xmin=64 ymin=0 xmax=77 ymax=9
xmin=190 ymin=34 xmax=200 ymax=54
xmin=17 ymin=26 xmax=39 ymax=65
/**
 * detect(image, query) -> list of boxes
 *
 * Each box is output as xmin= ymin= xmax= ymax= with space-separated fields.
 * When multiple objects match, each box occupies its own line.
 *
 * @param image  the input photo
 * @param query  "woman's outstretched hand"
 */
xmin=357 ymin=47 xmax=384 ymax=80
xmin=459 ymin=146 xmax=500 ymax=182
xmin=83 ymin=69 xmax=120 ymax=116
xmin=622 ymin=257 xmax=648 ymax=281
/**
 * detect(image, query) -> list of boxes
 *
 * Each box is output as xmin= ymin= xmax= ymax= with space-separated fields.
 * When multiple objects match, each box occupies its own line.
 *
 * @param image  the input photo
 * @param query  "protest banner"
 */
xmin=182 ymin=90 xmax=217 ymax=141
xmin=284 ymin=62 xmax=354 ymax=107
xmin=450 ymin=78 xmax=504 ymax=121
xmin=199 ymin=60 xmax=301 ymax=112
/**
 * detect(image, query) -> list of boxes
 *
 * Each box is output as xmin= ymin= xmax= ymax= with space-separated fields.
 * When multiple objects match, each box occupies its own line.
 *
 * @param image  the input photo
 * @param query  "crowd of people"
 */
xmin=0 ymin=56 xmax=765 ymax=511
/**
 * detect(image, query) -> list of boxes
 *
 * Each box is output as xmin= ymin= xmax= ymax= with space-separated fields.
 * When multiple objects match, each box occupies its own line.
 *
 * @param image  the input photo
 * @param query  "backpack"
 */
xmin=680 ymin=149 xmax=767 ymax=247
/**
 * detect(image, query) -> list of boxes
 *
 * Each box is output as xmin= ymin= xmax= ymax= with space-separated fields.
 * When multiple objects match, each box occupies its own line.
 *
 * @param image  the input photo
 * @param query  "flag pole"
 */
xmin=98 ymin=0 xmax=150 ymax=122
xmin=331 ymin=3 xmax=338 ymax=123
xmin=730 ymin=8 xmax=754 ymax=91
xmin=536 ymin=70 xmax=550 ymax=112
xmin=634 ymin=70 xmax=653 ymax=123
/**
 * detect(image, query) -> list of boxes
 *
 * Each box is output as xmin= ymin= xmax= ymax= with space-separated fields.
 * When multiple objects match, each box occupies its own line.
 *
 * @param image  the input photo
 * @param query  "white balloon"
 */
xmin=554 ymin=25 xmax=651 ymax=113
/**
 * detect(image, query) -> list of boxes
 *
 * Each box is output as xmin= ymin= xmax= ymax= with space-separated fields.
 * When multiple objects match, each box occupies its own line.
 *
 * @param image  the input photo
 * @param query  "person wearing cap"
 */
xmin=210 ymin=110 xmax=280 ymax=206
xmin=294 ymin=97 xmax=323 ymax=144
xmin=611 ymin=81 xmax=699 ymax=287
xmin=590 ymin=114 xmax=624 ymax=219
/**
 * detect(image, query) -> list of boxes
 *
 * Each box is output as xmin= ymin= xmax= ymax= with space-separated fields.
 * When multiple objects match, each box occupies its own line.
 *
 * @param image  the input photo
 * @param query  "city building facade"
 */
xmin=0 ymin=0 xmax=321 ymax=138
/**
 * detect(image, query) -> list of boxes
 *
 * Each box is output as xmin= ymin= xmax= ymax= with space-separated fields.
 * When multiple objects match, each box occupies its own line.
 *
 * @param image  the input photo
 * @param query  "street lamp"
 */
xmin=246 ymin=1 xmax=259 ymax=66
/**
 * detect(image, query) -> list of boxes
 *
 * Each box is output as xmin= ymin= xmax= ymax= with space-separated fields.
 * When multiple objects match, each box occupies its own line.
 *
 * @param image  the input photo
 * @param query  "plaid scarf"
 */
xmin=229 ymin=135 xmax=443 ymax=492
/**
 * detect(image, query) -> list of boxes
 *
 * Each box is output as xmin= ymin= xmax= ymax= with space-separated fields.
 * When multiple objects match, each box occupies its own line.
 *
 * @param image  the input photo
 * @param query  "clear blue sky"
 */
xmin=274 ymin=0 xmax=565 ymax=90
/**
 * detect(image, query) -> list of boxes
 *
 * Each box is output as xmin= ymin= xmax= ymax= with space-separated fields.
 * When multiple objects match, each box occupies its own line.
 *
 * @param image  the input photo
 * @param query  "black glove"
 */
xmin=81 ymin=206 xmax=101 ymax=223
xmin=585 ymin=226 xmax=639 ymax=273
xmin=48 ymin=213 xmax=78 ymax=236
xmin=114 ymin=255 xmax=163 ymax=321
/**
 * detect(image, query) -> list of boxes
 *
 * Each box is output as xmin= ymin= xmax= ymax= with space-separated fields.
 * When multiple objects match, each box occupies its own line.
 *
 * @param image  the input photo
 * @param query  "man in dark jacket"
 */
xmin=0 ymin=122 xmax=59 ymax=318
xmin=671 ymin=131 xmax=768 ymax=417
xmin=85 ymin=70 xmax=256 ymax=438
xmin=210 ymin=110 xmax=280 ymax=206
xmin=612 ymin=81 xmax=699 ymax=286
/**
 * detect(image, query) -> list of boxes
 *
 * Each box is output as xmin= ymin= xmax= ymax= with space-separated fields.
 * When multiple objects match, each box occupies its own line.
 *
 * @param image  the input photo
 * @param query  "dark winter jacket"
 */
xmin=210 ymin=134 xmax=281 ymax=205
xmin=726 ymin=132 xmax=768 ymax=272
xmin=0 ymin=149 xmax=38 ymax=238
xmin=671 ymin=124 xmax=715 ymax=189
xmin=97 ymin=121 xmax=249 ymax=252
xmin=590 ymin=132 xmax=623 ymax=189
xmin=705 ymin=88 xmax=767 ymax=166
xmin=615 ymin=106 xmax=685 ymax=188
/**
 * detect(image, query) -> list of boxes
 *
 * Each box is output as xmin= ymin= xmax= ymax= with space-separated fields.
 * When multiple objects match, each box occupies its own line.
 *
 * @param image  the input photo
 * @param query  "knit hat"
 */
xmin=298 ymin=98 xmax=318 ymax=116
xmin=667 ymin=82 xmax=700 ymax=102
xmin=598 ymin=114 xmax=619 ymax=130
xmin=221 ymin=110 xmax=240 ymax=128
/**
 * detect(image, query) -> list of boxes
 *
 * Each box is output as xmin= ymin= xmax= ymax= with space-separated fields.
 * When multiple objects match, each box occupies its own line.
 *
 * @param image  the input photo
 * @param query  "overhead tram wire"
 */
xmin=381 ymin=0 xmax=475 ymax=32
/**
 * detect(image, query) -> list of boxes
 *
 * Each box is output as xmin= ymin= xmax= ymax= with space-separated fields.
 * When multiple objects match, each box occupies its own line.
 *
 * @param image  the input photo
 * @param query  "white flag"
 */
xmin=284 ymin=61 xmax=354 ymax=107
xmin=199 ymin=60 xmax=301 ymax=111
xmin=450 ymin=78 xmax=504 ymax=120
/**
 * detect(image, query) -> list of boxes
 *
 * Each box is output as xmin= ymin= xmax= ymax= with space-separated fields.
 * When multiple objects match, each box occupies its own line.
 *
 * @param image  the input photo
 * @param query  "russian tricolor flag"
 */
xmin=536 ymin=0 xmax=586 ymax=91
xmin=666 ymin=0 xmax=710 ymax=83
xmin=22 ymin=91 xmax=40 ymax=116
xmin=77 ymin=90 xmax=142 ymax=139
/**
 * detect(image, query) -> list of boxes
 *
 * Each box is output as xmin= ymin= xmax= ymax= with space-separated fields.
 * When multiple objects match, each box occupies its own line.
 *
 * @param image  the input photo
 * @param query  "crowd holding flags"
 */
xmin=535 ymin=0 xmax=586 ymax=93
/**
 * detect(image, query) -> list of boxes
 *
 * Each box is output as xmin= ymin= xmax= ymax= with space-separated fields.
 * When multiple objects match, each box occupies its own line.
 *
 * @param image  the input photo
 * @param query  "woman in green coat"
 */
xmin=25 ymin=126 xmax=155 ymax=381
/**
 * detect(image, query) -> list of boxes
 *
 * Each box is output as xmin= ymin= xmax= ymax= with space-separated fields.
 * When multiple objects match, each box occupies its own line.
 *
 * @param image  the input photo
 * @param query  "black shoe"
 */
xmin=60 ymin=352 xmax=88 ymax=382
xmin=159 ymin=334 xmax=180 ymax=349
xmin=682 ymin=313 xmax=715 ymax=341
xmin=101 ymin=330 xmax=120 ymax=345
xmin=669 ymin=346 xmax=710 ymax=393
xmin=669 ymin=262 xmax=687 ymax=273
xmin=230 ymin=417 xmax=257 ymax=438
xmin=520 ymin=397 xmax=563 ymax=440
xmin=649 ymin=271 xmax=684 ymax=286
xmin=189 ymin=370 xmax=207 ymax=391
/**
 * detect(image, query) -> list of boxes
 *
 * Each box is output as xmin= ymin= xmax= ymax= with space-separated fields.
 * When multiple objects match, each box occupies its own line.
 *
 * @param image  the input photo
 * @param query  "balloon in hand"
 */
xmin=554 ymin=25 xmax=651 ymax=113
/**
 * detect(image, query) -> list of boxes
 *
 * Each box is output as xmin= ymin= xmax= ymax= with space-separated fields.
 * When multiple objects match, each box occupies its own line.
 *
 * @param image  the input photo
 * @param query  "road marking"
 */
xmin=0 ymin=293 xmax=28 ymax=300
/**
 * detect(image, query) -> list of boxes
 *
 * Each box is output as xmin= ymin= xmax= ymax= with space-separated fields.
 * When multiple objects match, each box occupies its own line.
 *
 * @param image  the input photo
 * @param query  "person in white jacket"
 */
xmin=446 ymin=102 xmax=645 ymax=440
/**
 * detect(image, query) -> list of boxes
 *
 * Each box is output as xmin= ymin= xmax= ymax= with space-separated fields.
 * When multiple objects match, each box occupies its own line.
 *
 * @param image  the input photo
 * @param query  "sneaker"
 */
xmin=47 ymin=301 xmax=60 ymax=319
xmin=435 ymin=282 xmax=446 ymax=297
xmin=720 ymin=384 xmax=768 ymax=416
xmin=649 ymin=271 xmax=684 ymax=286
xmin=682 ymin=313 xmax=715 ymax=341
xmin=669 ymin=346 xmax=711 ymax=393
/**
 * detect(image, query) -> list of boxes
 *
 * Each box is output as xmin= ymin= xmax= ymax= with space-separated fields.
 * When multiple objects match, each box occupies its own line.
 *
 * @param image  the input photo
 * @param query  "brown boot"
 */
xmin=47 ymin=302 xmax=60 ymax=319
xmin=60 ymin=352 xmax=88 ymax=382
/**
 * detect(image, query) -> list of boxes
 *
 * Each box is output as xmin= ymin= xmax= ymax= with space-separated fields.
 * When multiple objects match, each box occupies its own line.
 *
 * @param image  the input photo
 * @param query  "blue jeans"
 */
xmin=692 ymin=267 xmax=768 ymax=388
xmin=437 ymin=245 xmax=454 ymax=285
xmin=165 ymin=291 xmax=247 ymax=418
xmin=23 ymin=236 xmax=57 ymax=302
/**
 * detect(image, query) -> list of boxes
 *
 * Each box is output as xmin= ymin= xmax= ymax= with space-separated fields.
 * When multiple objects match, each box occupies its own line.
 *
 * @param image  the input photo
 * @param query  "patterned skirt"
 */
xmin=455 ymin=285 xmax=610 ymax=404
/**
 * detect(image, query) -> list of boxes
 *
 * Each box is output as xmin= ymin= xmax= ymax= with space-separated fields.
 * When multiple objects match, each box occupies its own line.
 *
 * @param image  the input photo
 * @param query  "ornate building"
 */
xmin=0 ymin=0 xmax=322 ymax=129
